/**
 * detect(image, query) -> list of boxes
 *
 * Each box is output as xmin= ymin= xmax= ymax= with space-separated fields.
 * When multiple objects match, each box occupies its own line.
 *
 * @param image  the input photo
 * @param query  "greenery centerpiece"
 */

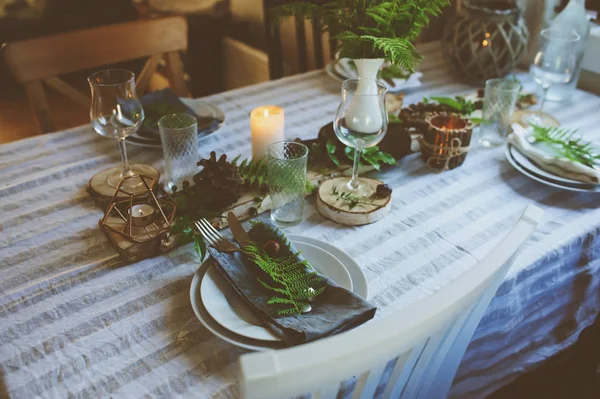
xmin=272 ymin=0 xmax=450 ymax=74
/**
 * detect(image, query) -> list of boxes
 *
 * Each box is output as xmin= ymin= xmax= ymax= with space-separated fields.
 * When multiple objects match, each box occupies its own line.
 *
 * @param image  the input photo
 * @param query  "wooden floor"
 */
xmin=490 ymin=312 xmax=600 ymax=398
xmin=0 ymin=87 xmax=90 ymax=144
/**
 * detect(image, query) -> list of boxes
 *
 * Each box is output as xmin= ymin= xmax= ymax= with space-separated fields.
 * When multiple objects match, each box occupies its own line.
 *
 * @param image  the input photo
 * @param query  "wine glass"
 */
xmin=88 ymin=69 xmax=158 ymax=193
xmin=526 ymin=28 xmax=580 ymax=126
xmin=333 ymin=78 xmax=388 ymax=198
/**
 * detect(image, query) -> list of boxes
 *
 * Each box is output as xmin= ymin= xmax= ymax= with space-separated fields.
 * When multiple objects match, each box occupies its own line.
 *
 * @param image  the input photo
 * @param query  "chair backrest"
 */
xmin=240 ymin=204 xmax=544 ymax=399
xmin=2 ymin=16 xmax=189 ymax=134
xmin=263 ymin=0 xmax=332 ymax=80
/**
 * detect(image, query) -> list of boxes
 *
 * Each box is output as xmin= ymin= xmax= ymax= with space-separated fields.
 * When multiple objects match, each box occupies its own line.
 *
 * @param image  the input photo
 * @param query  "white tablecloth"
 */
xmin=2 ymin=42 xmax=600 ymax=399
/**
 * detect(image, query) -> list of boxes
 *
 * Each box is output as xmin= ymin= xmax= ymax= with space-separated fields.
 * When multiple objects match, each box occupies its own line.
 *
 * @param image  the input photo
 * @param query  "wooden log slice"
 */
xmin=316 ymin=177 xmax=391 ymax=226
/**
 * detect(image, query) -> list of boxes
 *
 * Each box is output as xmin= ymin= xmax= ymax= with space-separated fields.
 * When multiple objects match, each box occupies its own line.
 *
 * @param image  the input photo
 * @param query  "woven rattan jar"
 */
xmin=441 ymin=0 xmax=529 ymax=83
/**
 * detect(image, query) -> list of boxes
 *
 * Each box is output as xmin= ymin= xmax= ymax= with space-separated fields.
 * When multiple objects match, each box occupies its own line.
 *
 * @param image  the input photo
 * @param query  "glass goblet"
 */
xmin=333 ymin=78 xmax=388 ymax=198
xmin=525 ymin=29 xmax=580 ymax=126
xmin=88 ymin=69 xmax=158 ymax=193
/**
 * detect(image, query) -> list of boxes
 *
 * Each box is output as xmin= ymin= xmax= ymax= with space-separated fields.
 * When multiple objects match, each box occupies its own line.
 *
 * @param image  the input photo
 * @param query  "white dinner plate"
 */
xmin=200 ymin=241 xmax=353 ymax=342
xmin=288 ymin=235 xmax=368 ymax=299
xmin=190 ymin=236 xmax=368 ymax=351
xmin=505 ymin=144 xmax=600 ymax=193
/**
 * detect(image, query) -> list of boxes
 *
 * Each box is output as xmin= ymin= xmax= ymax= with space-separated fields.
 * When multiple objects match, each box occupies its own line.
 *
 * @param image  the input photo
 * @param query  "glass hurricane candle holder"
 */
xmin=421 ymin=113 xmax=473 ymax=171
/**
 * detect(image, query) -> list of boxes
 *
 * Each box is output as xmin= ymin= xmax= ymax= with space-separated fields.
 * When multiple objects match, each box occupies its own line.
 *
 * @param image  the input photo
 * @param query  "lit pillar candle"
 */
xmin=250 ymin=106 xmax=285 ymax=160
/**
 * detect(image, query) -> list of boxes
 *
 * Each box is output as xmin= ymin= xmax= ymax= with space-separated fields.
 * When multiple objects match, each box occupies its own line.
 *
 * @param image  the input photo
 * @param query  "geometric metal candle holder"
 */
xmin=99 ymin=174 xmax=177 ymax=262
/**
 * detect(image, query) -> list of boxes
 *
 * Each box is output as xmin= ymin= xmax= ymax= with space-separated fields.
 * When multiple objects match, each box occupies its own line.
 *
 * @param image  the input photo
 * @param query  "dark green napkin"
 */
xmin=138 ymin=88 xmax=218 ymax=138
xmin=207 ymin=221 xmax=376 ymax=345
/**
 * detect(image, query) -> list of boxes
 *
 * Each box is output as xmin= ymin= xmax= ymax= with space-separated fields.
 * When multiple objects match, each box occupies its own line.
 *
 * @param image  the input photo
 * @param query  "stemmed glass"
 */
xmin=88 ymin=69 xmax=158 ymax=193
xmin=526 ymin=29 xmax=580 ymax=126
xmin=333 ymin=78 xmax=388 ymax=198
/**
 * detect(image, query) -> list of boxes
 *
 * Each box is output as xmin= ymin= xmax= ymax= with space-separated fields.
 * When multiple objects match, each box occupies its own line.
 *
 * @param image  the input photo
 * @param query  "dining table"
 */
xmin=1 ymin=41 xmax=600 ymax=399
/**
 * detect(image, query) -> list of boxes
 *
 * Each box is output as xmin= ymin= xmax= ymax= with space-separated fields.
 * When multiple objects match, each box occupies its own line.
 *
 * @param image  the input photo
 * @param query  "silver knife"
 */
xmin=227 ymin=212 xmax=252 ymax=248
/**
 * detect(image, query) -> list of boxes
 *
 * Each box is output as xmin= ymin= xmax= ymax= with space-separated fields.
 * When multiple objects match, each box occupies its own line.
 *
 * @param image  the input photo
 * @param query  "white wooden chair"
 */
xmin=240 ymin=204 xmax=543 ymax=399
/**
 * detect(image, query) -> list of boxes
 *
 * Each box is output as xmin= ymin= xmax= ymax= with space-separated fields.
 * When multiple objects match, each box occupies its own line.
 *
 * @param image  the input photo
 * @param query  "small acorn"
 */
xmin=263 ymin=240 xmax=280 ymax=255
xmin=182 ymin=180 xmax=190 ymax=190
xmin=376 ymin=184 xmax=392 ymax=198
xmin=171 ymin=185 xmax=178 ymax=193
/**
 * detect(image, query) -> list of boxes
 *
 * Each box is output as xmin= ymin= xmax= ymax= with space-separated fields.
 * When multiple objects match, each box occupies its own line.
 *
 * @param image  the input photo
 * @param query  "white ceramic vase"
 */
xmin=345 ymin=58 xmax=385 ymax=134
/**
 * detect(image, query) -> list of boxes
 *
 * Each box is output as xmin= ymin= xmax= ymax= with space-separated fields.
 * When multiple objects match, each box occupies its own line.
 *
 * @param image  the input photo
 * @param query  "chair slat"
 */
xmin=295 ymin=14 xmax=308 ymax=73
xmin=424 ymin=267 xmax=513 ymax=398
xmin=263 ymin=0 xmax=284 ymax=79
xmin=414 ymin=304 xmax=475 ymax=398
xmin=263 ymin=0 xmax=329 ymax=79
xmin=136 ymin=54 xmax=163 ymax=95
xmin=328 ymin=22 xmax=338 ymax=59
xmin=402 ymin=322 xmax=456 ymax=398
xmin=381 ymin=346 xmax=421 ymax=399
xmin=164 ymin=51 xmax=190 ymax=97
xmin=42 ymin=77 xmax=89 ymax=108
xmin=24 ymin=81 xmax=53 ymax=134
xmin=312 ymin=18 xmax=325 ymax=69
xmin=313 ymin=384 xmax=340 ymax=399
xmin=351 ymin=363 xmax=387 ymax=399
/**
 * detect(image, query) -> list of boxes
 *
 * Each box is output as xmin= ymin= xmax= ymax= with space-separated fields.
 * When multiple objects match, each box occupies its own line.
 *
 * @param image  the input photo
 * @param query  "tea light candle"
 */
xmin=250 ymin=106 xmax=285 ymax=160
xmin=129 ymin=203 xmax=155 ymax=227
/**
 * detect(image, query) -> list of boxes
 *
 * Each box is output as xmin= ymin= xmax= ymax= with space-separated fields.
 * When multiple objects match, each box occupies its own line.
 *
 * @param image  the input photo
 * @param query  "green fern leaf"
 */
xmin=245 ymin=222 xmax=327 ymax=315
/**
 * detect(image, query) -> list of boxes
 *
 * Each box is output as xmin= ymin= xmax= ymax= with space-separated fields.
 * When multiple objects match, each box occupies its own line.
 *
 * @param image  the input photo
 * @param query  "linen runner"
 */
xmin=1 ymin=42 xmax=600 ymax=398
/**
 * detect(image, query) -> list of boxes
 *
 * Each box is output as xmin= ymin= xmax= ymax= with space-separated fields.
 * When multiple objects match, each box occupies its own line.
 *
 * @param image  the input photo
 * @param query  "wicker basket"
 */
xmin=441 ymin=0 xmax=529 ymax=83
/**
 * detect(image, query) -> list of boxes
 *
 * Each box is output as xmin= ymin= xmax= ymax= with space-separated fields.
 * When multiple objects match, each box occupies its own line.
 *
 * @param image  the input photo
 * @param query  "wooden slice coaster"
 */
xmin=512 ymin=110 xmax=560 ymax=128
xmin=316 ymin=177 xmax=392 ymax=226
xmin=88 ymin=164 xmax=160 ymax=207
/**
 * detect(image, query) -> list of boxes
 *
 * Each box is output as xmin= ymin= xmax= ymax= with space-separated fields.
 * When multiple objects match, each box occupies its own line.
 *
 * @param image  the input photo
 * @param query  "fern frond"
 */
xmin=362 ymin=36 xmax=422 ymax=72
xmin=232 ymin=157 xmax=268 ymax=189
xmin=271 ymin=0 xmax=450 ymax=67
xmin=531 ymin=124 xmax=600 ymax=168
xmin=245 ymin=225 xmax=327 ymax=315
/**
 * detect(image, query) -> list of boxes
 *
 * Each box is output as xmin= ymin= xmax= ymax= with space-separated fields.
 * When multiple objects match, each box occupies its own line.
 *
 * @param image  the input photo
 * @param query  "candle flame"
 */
xmin=263 ymin=108 xmax=269 ymax=118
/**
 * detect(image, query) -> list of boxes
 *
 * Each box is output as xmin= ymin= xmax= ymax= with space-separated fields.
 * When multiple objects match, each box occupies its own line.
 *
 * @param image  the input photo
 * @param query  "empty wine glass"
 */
xmin=88 ymin=69 xmax=158 ymax=193
xmin=333 ymin=78 xmax=388 ymax=198
xmin=526 ymin=29 xmax=580 ymax=126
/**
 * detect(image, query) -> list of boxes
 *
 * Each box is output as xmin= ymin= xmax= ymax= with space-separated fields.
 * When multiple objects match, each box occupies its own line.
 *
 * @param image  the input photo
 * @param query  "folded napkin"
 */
xmin=508 ymin=123 xmax=600 ymax=184
xmin=207 ymin=222 xmax=377 ymax=344
xmin=138 ymin=88 xmax=218 ymax=138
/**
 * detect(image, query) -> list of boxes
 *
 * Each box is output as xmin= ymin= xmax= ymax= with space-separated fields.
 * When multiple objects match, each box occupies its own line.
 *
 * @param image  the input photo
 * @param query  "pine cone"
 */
xmin=192 ymin=152 xmax=244 ymax=210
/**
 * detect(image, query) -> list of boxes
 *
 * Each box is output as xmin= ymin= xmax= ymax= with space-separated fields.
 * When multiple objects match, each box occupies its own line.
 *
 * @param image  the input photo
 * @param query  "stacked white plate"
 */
xmin=189 ymin=235 xmax=369 ymax=351
xmin=325 ymin=58 xmax=423 ymax=93
xmin=505 ymin=144 xmax=600 ymax=193
xmin=127 ymin=101 xmax=226 ymax=148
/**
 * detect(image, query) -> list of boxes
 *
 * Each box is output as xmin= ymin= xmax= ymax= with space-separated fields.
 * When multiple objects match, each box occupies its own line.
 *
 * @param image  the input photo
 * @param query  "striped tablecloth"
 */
xmin=2 ymin=42 xmax=600 ymax=399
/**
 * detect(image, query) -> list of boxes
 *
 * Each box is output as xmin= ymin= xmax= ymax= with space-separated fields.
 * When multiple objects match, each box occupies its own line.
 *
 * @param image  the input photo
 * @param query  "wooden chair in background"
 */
xmin=262 ymin=0 xmax=456 ymax=81
xmin=2 ymin=16 xmax=189 ymax=134
xmin=262 ymin=0 xmax=333 ymax=80
xmin=241 ymin=204 xmax=543 ymax=399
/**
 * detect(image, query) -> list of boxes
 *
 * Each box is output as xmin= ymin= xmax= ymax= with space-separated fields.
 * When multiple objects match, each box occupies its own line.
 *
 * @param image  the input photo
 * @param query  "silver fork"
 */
xmin=194 ymin=218 xmax=242 ymax=254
